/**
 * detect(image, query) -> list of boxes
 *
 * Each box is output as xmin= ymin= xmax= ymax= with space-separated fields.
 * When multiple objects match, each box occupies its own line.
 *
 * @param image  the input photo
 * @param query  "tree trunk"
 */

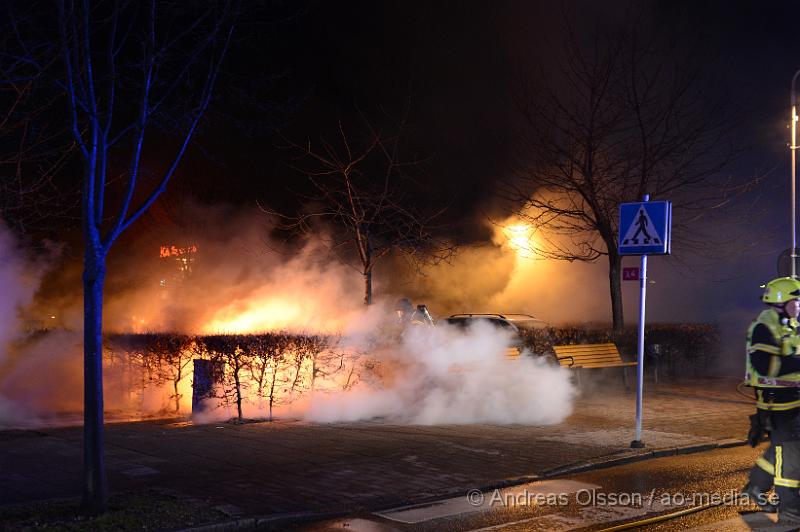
xmin=363 ymin=236 xmax=372 ymax=305
xmin=268 ymin=365 xmax=277 ymax=422
xmin=363 ymin=269 xmax=372 ymax=306
xmin=608 ymin=251 xmax=624 ymax=338
xmin=81 ymin=254 xmax=108 ymax=515
xmin=290 ymin=360 xmax=302 ymax=393
xmin=311 ymin=355 xmax=318 ymax=391
xmin=233 ymin=364 xmax=243 ymax=421
xmin=173 ymin=377 xmax=180 ymax=413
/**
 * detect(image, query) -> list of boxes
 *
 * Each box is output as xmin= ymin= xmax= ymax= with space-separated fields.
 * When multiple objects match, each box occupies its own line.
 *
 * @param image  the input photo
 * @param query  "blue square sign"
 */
xmin=618 ymin=201 xmax=672 ymax=255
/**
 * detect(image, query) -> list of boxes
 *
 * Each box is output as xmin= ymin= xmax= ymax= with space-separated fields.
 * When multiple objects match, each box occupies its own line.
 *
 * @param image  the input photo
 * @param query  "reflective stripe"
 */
xmin=768 ymin=355 xmax=783 ymax=378
xmin=775 ymin=477 xmax=800 ymax=488
xmin=755 ymin=377 xmax=800 ymax=387
xmin=756 ymin=398 xmax=800 ymax=411
xmin=773 ymin=446 xmax=800 ymax=488
xmin=745 ymin=309 xmax=800 ymax=385
xmin=757 ymin=456 xmax=775 ymax=474
xmin=751 ymin=343 xmax=781 ymax=355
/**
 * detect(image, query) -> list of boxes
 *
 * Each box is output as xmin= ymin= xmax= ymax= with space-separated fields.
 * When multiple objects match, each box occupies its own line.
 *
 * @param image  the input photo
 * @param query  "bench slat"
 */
xmin=554 ymin=350 xmax=620 ymax=357
xmin=553 ymin=343 xmax=616 ymax=349
xmin=559 ymin=361 xmax=623 ymax=367
xmin=553 ymin=346 xmax=618 ymax=353
xmin=556 ymin=351 xmax=619 ymax=357
xmin=553 ymin=342 xmax=636 ymax=369
xmin=581 ymin=362 xmax=637 ymax=368
xmin=561 ymin=353 xmax=624 ymax=360
xmin=556 ymin=354 xmax=625 ymax=361
xmin=558 ymin=362 xmax=633 ymax=368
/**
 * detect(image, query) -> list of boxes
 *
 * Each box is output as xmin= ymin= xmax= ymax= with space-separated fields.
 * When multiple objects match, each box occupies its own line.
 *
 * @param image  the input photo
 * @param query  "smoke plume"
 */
xmin=0 ymin=204 xmax=586 ymax=427
xmin=306 ymin=319 xmax=576 ymax=425
xmin=0 ymin=219 xmax=51 ymax=426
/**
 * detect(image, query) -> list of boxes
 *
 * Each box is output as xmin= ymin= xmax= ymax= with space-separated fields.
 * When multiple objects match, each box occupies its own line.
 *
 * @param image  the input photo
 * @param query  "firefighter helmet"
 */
xmin=395 ymin=298 xmax=413 ymax=313
xmin=762 ymin=277 xmax=800 ymax=304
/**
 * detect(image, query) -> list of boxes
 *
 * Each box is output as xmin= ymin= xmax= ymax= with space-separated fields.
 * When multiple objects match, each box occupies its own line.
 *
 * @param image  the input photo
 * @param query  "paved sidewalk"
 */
xmin=0 ymin=377 xmax=753 ymax=518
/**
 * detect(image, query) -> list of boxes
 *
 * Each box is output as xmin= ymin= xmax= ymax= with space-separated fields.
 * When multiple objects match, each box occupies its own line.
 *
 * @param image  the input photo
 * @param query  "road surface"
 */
xmin=299 ymin=444 xmax=800 ymax=531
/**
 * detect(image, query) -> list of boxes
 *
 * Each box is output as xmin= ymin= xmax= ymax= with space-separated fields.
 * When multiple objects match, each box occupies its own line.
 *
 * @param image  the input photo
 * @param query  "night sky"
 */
xmin=8 ymin=0 xmax=800 ymax=347
xmin=200 ymin=1 xmax=800 ymax=368
xmin=160 ymin=1 xmax=798 ymax=244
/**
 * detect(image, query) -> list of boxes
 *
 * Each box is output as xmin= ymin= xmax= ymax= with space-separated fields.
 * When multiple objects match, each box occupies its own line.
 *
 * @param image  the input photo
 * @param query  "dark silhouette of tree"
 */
xmin=200 ymin=334 xmax=252 ymax=422
xmin=149 ymin=333 xmax=194 ymax=414
xmin=271 ymin=111 xmax=454 ymax=305
xmin=507 ymin=18 xmax=737 ymax=334
xmin=291 ymin=333 xmax=326 ymax=393
xmin=246 ymin=332 xmax=282 ymax=420
xmin=104 ymin=332 xmax=160 ymax=412
xmin=0 ymin=3 xmax=74 ymax=234
xmin=2 ymin=0 xmax=238 ymax=514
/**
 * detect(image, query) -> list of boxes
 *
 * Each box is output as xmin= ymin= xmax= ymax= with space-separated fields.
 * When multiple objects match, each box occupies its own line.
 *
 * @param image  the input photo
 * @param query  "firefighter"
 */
xmin=744 ymin=276 xmax=800 ymax=522
xmin=415 ymin=304 xmax=435 ymax=326
xmin=395 ymin=298 xmax=415 ymax=326
xmin=394 ymin=298 xmax=434 ymax=328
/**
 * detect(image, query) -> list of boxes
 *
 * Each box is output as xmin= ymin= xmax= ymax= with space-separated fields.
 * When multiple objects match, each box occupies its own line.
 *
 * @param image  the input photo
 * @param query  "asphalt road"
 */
xmin=298 ymin=444 xmax=800 ymax=531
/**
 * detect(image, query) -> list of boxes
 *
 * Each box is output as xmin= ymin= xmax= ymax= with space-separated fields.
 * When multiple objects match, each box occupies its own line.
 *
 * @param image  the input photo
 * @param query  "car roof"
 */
xmin=446 ymin=313 xmax=547 ymax=327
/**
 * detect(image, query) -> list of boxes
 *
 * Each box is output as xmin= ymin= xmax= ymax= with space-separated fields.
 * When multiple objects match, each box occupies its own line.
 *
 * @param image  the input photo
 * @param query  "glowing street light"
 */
xmin=791 ymin=70 xmax=800 ymax=278
xmin=503 ymin=223 xmax=535 ymax=258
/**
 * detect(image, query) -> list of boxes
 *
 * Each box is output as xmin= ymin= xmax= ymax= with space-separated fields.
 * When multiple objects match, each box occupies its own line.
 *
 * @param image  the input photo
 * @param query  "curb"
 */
xmin=181 ymin=437 xmax=749 ymax=531
xmin=179 ymin=510 xmax=349 ymax=531
xmin=538 ymin=438 xmax=747 ymax=478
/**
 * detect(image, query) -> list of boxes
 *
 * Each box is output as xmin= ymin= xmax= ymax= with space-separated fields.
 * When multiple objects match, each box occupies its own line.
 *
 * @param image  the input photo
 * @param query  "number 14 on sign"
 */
xmin=623 ymin=267 xmax=640 ymax=281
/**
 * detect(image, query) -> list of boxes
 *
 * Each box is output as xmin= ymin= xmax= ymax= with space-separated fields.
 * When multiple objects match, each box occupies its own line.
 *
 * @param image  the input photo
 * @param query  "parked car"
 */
xmin=444 ymin=313 xmax=548 ymax=360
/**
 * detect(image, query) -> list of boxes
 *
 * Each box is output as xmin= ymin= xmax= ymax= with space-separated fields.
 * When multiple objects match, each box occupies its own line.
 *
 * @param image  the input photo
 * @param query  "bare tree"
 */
xmin=0 ymin=4 xmax=74 ymax=234
xmin=290 ymin=333 xmax=328 ymax=393
xmin=244 ymin=331 xmax=290 ymax=421
xmin=0 ymin=0 xmax=238 ymax=514
xmin=271 ymin=111 xmax=454 ymax=305
xmin=507 ymin=18 xmax=737 ymax=334
xmin=104 ymin=332 xmax=159 ymax=414
xmin=200 ymin=334 xmax=252 ymax=422
xmin=309 ymin=334 xmax=342 ymax=391
xmin=150 ymin=333 xmax=194 ymax=414
xmin=264 ymin=337 xmax=290 ymax=422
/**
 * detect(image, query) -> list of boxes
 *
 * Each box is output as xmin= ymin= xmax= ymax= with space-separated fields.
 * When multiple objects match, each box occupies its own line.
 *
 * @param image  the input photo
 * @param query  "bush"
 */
xmin=104 ymin=331 xmax=345 ymax=421
xmin=518 ymin=323 xmax=720 ymax=378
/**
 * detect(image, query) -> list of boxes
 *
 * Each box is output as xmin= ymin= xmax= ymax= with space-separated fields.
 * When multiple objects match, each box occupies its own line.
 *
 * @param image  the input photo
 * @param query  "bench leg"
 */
xmin=622 ymin=367 xmax=629 ymax=391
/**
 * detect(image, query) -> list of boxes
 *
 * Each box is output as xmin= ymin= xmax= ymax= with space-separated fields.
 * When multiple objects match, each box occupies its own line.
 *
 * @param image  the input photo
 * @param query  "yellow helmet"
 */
xmin=762 ymin=277 xmax=800 ymax=303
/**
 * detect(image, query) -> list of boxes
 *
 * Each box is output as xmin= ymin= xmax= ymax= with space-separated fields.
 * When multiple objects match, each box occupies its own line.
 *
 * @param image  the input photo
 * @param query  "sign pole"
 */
xmin=631 ymin=194 xmax=649 ymax=449
xmin=618 ymin=195 xmax=669 ymax=448
xmin=791 ymin=70 xmax=800 ymax=278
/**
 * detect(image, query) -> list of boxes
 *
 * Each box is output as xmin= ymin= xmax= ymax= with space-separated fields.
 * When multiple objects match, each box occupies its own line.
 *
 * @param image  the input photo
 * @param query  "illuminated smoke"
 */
xmin=395 ymin=215 xmax=614 ymax=324
xmin=0 ymin=204 xmax=585 ymax=428
xmin=0 ymin=220 xmax=48 ymax=426
xmin=305 ymin=319 xmax=576 ymax=425
xmin=0 ymin=221 xmax=39 ymax=350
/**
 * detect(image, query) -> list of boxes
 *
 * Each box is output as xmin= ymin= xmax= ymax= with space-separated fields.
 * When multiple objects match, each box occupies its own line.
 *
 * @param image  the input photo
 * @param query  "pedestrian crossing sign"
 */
xmin=618 ymin=201 xmax=672 ymax=255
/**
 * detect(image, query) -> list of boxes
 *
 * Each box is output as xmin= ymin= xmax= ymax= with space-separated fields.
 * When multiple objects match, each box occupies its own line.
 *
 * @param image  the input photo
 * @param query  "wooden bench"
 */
xmin=553 ymin=343 xmax=637 ymax=388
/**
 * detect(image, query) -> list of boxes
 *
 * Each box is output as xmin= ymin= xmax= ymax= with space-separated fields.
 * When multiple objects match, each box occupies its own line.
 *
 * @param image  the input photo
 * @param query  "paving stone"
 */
xmin=0 ymin=377 xmax=752 ymax=515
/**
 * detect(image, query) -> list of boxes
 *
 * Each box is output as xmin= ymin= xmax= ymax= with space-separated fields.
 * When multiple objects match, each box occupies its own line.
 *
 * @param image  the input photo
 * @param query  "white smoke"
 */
xmin=0 ymin=221 xmax=39 ymax=351
xmin=0 ymin=219 xmax=47 ymax=426
xmin=0 ymin=204 xmax=580 ymax=428
xmin=305 ymin=319 xmax=576 ymax=425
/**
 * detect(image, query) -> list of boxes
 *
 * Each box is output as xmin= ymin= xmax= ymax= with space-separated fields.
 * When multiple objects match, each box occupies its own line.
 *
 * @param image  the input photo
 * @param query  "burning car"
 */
xmin=444 ymin=313 xmax=548 ymax=360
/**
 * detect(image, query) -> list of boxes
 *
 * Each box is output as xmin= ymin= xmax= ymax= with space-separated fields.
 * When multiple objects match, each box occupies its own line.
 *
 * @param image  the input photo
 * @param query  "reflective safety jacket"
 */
xmin=746 ymin=309 xmax=800 ymax=411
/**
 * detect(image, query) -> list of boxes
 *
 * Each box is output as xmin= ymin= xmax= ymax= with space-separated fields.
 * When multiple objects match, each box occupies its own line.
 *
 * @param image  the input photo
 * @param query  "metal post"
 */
xmin=631 ymin=194 xmax=649 ymax=449
xmin=791 ymin=71 xmax=800 ymax=278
